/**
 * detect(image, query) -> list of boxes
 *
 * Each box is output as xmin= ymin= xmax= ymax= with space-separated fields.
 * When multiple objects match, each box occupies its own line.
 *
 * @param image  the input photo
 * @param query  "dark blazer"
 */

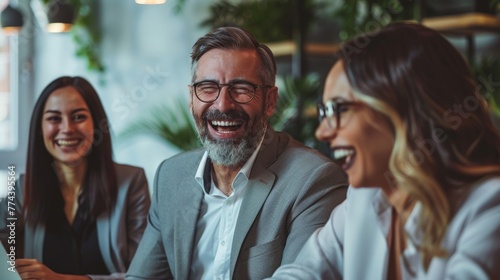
xmin=0 ymin=163 xmax=151 ymax=280
xmin=126 ymin=129 xmax=348 ymax=279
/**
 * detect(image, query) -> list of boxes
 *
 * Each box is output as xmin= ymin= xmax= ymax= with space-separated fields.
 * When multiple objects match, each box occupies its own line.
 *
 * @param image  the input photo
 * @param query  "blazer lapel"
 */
xmin=230 ymin=167 xmax=275 ymax=276
xmin=174 ymin=176 xmax=204 ymax=279
xmin=229 ymin=129 xmax=282 ymax=276
xmin=96 ymin=212 xmax=114 ymax=271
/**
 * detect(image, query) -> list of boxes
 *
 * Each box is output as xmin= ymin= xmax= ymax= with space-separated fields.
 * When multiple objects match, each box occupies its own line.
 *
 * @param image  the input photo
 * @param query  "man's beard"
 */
xmin=192 ymin=108 xmax=268 ymax=167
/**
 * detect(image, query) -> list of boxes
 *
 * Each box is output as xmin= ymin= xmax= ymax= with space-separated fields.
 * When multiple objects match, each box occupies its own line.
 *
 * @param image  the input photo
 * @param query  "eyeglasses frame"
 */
xmin=317 ymin=99 xmax=360 ymax=130
xmin=191 ymin=80 xmax=271 ymax=104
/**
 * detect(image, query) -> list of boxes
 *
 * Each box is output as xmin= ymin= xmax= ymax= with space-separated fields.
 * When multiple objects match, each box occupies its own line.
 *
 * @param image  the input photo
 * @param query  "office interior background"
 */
xmin=1 ymin=0 xmax=500 ymax=196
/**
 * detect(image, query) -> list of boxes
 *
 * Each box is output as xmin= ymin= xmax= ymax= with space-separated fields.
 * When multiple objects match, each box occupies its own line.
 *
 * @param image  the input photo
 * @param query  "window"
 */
xmin=0 ymin=21 xmax=19 ymax=151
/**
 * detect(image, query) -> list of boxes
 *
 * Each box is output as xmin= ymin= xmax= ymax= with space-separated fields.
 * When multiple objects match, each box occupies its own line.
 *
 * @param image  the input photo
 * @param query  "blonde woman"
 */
xmin=269 ymin=23 xmax=500 ymax=279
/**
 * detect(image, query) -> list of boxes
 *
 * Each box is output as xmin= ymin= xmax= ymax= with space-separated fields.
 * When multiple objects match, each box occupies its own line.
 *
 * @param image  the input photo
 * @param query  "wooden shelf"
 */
xmin=268 ymin=13 xmax=500 ymax=59
xmin=422 ymin=13 xmax=500 ymax=35
xmin=268 ymin=41 xmax=339 ymax=57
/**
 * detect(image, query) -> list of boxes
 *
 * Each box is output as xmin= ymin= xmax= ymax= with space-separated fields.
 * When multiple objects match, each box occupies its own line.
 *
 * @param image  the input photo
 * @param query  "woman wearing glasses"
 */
xmin=269 ymin=23 xmax=500 ymax=279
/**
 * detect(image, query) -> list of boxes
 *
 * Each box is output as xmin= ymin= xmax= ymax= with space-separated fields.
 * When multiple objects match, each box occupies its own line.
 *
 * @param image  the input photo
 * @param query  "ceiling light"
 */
xmin=1 ymin=4 xmax=24 ymax=35
xmin=46 ymin=0 xmax=75 ymax=33
xmin=135 ymin=0 xmax=167 ymax=4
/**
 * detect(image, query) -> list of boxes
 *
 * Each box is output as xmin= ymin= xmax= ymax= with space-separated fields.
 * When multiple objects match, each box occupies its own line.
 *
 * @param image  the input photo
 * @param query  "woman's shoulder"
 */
xmin=466 ymin=176 xmax=500 ymax=203
xmin=467 ymin=176 xmax=500 ymax=196
xmin=453 ymin=176 xmax=500 ymax=219
xmin=112 ymin=162 xmax=147 ymax=189
xmin=113 ymin=162 xmax=145 ymax=175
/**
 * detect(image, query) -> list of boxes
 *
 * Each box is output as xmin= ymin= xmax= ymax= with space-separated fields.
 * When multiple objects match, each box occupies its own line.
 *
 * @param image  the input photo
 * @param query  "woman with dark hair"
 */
xmin=0 ymin=76 xmax=151 ymax=279
xmin=269 ymin=23 xmax=500 ymax=279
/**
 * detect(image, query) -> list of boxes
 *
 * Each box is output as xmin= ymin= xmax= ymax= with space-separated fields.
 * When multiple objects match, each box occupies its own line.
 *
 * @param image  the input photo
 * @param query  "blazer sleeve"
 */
xmin=126 ymin=161 xmax=173 ymax=280
xmin=268 ymin=199 xmax=347 ymax=280
xmin=280 ymin=161 xmax=347 ymax=264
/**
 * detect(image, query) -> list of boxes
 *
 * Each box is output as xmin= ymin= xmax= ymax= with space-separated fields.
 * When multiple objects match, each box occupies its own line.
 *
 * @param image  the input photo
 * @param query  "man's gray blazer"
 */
xmin=126 ymin=129 xmax=348 ymax=279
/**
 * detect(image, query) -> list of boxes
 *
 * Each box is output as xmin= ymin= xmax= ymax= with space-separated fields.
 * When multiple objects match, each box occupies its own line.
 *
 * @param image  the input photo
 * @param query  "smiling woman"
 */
xmin=0 ymin=76 xmax=151 ymax=280
xmin=41 ymin=86 xmax=95 ymax=168
xmin=269 ymin=22 xmax=500 ymax=280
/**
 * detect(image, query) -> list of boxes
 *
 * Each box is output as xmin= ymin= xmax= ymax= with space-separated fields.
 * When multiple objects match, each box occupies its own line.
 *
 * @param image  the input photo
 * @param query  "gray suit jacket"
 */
xmin=126 ymin=129 xmax=348 ymax=279
xmin=0 ymin=163 xmax=151 ymax=280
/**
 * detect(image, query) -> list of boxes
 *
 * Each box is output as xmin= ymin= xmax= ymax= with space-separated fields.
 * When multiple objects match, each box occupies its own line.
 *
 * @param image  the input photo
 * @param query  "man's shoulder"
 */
xmin=268 ymin=130 xmax=331 ymax=162
xmin=164 ymin=148 xmax=204 ymax=162
xmin=156 ymin=148 xmax=205 ymax=175
xmin=280 ymin=136 xmax=332 ymax=164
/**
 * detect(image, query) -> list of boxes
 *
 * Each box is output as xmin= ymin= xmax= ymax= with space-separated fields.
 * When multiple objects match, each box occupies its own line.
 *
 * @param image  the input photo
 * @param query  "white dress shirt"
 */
xmin=269 ymin=177 xmax=500 ymax=279
xmin=190 ymin=142 xmax=263 ymax=280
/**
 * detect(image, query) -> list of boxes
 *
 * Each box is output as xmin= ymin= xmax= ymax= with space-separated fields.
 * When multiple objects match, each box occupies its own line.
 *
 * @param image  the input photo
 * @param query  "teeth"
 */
xmin=57 ymin=139 xmax=80 ymax=146
xmin=211 ymin=120 xmax=241 ymax=127
xmin=333 ymin=149 xmax=354 ymax=160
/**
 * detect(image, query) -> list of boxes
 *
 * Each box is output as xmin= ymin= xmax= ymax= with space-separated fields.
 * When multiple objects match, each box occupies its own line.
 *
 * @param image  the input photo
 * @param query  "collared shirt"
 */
xmin=190 ymin=140 xmax=264 ymax=280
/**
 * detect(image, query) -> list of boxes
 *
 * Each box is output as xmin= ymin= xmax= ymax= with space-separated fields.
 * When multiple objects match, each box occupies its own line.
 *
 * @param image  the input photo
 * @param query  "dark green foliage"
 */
xmin=121 ymin=97 xmax=202 ymax=151
xmin=271 ymin=74 xmax=321 ymax=148
xmin=471 ymin=56 xmax=500 ymax=115
xmin=332 ymin=0 xmax=416 ymax=41
xmin=201 ymin=0 xmax=322 ymax=42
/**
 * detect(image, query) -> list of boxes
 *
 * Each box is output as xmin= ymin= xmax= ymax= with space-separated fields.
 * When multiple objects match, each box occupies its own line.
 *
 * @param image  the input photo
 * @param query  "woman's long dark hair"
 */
xmin=23 ymin=76 xmax=117 ymax=226
xmin=339 ymin=22 xmax=500 ymax=268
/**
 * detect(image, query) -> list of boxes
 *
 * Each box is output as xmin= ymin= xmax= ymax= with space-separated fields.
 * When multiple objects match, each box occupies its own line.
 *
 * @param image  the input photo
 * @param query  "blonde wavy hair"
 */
xmin=340 ymin=22 xmax=500 ymax=269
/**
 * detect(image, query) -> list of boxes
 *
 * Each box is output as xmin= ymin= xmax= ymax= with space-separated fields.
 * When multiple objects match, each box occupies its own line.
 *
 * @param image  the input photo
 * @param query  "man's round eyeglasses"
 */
xmin=192 ymin=80 xmax=271 ymax=104
xmin=317 ymin=99 xmax=359 ymax=130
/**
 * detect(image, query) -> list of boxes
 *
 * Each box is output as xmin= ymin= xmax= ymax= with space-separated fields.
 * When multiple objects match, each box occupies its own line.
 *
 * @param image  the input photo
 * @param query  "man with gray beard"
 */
xmin=126 ymin=27 xmax=348 ymax=280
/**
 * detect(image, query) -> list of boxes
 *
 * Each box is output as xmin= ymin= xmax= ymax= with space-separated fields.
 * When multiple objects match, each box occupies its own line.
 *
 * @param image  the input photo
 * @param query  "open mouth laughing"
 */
xmin=203 ymin=109 xmax=249 ymax=138
xmin=330 ymin=147 xmax=356 ymax=170
xmin=210 ymin=119 xmax=243 ymax=133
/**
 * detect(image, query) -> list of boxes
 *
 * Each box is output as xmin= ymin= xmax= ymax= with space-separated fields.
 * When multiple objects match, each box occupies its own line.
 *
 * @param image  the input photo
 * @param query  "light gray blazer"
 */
xmin=0 ymin=163 xmax=151 ymax=280
xmin=126 ymin=129 xmax=348 ymax=279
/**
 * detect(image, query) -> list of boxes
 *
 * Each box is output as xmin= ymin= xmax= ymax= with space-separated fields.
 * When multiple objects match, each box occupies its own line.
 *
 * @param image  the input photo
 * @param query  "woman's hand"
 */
xmin=15 ymin=259 xmax=90 ymax=280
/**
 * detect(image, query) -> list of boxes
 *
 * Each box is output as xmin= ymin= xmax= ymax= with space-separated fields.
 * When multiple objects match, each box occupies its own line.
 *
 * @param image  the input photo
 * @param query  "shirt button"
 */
xmin=221 ymin=241 xmax=225 ymax=246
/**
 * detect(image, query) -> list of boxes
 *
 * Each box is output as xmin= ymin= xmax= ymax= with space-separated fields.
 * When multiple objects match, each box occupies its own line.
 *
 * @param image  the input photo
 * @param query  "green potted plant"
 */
xmin=120 ymin=97 xmax=201 ymax=151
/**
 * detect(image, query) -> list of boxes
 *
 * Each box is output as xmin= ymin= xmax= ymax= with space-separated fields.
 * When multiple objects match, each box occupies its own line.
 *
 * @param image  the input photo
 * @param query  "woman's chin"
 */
xmin=53 ymin=155 xmax=87 ymax=167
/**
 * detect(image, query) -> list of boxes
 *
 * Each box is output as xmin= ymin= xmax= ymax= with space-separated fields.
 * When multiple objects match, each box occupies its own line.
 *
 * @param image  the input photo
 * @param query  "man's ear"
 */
xmin=265 ymin=86 xmax=278 ymax=117
xmin=188 ymin=85 xmax=194 ymax=111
